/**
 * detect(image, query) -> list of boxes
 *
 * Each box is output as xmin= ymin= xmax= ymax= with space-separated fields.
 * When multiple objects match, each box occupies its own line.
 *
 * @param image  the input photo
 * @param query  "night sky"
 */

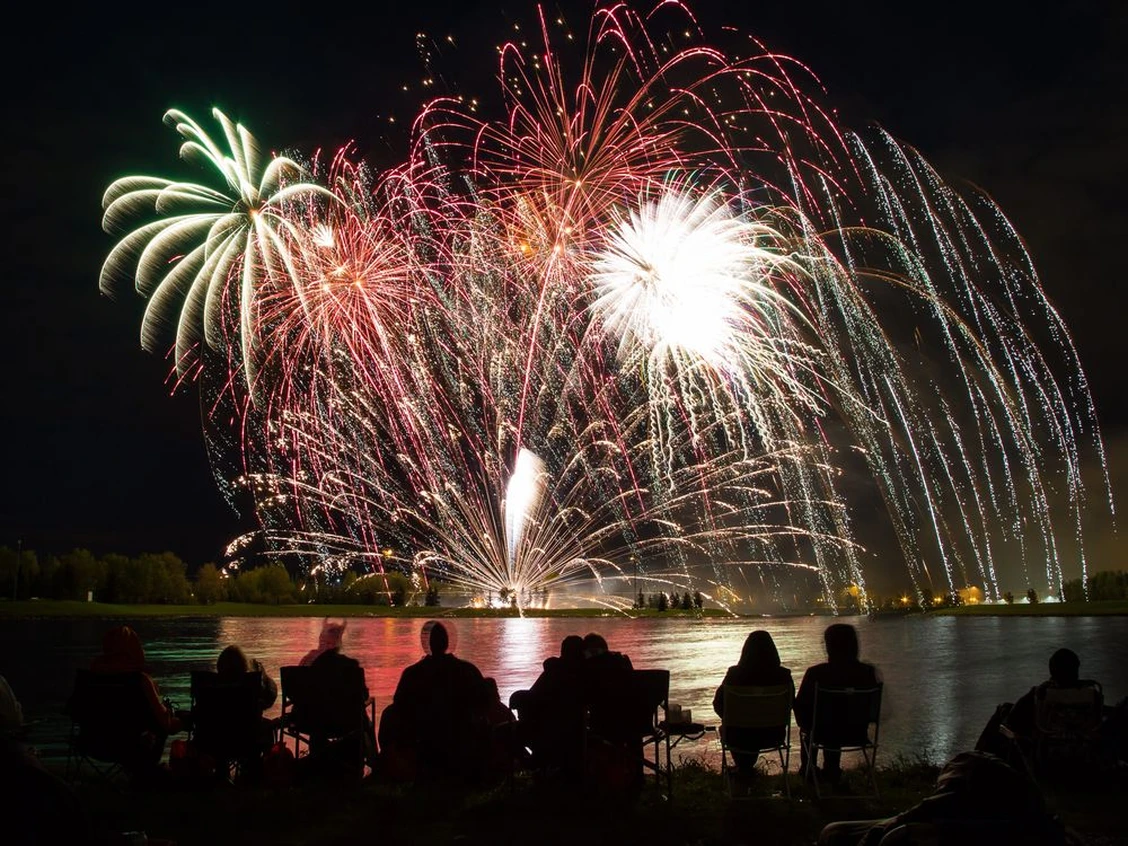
xmin=2 ymin=1 xmax=1125 ymax=581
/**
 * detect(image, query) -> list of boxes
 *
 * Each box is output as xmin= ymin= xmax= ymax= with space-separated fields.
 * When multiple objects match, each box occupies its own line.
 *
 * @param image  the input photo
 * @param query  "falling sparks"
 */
xmin=100 ymin=2 xmax=1112 ymax=612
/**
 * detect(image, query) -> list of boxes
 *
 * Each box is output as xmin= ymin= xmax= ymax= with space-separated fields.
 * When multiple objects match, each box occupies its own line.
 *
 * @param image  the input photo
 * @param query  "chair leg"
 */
xmin=863 ymin=747 xmax=879 ymax=798
xmin=808 ymin=741 xmax=822 ymax=799
xmin=777 ymin=747 xmax=791 ymax=798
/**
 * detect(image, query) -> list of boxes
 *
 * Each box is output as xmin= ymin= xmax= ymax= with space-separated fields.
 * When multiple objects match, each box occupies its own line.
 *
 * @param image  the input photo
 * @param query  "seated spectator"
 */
xmin=384 ymin=621 xmax=489 ymax=785
xmin=511 ymin=635 xmax=587 ymax=780
xmin=818 ymin=751 xmax=1067 ymax=846
xmin=210 ymin=644 xmax=279 ymax=769
xmin=0 ymin=675 xmax=23 ymax=739
xmin=976 ymin=647 xmax=1123 ymax=770
xmin=299 ymin=619 xmax=347 ymax=666
xmin=713 ymin=630 xmax=795 ymax=773
xmin=794 ymin=623 xmax=881 ymax=781
xmin=1 ymin=676 xmax=91 ymax=845
xmin=217 ymin=644 xmax=278 ymax=710
xmin=88 ymin=625 xmax=183 ymax=776
xmin=581 ymin=632 xmax=641 ymax=793
xmin=302 ymin=620 xmax=374 ymax=776
xmin=482 ymin=677 xmax=518 ymax=783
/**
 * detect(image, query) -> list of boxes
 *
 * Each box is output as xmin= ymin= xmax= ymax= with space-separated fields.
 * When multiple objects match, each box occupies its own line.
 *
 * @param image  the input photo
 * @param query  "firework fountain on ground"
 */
xmin=99 ymin=3 xmax=1111 ymax=612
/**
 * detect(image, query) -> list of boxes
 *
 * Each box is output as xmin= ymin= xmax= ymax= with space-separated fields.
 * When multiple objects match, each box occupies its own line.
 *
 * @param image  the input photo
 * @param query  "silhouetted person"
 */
xmin=512 ymin=635 xmax=587 ymax=780
xmin=1 ymin=675 xmax=92 ymax=845
xmin=301 ymin=621 xmax=373 ymax=778
xmin=581 ymin=632 xmax=641 ymax=793
xmin=210 ymin=644 xmax=279 ymax=772
xmin=300 ymin=619 xmax=347 ymax=666
xmin=482 ymin=677 xmax=518 ymax=784
xmin=713 ymin=630 xmax=795 ymax=773
xmin=976 ymin=647 xmax=1124 ymax=768
xmin=794 ymin=623 xmax=881 ymax=780
xmin=87 ymin=625 xmax=183 ymax=776
xmin=217 ymin=644 xmax=278 ymax=710
xmin=386 ymin=621 xmax=489 ymax=784
xmin=818 ymin=751 xmax=1066 ymax=846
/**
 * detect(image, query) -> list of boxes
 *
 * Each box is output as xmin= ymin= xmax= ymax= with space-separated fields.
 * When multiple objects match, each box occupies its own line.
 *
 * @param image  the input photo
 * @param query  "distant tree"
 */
xmin=1060 ymin=579 xmax=1083 ymax=603
xmin=137 ymin=552 xmax=191 ymax=604
xmin=657 ymin=592 xmax=668 ymax=612
xmin=0 ymin=546 xmax=38 ymax=600
xmin=1026 ymin=587 xmax=1039 ymax=604
xmin=949 ymin=591 xmax=963 ymax=607
xmin=99 ymin=554 xmax=130 ymax=603
xmin=636 ymin=590 xmax=645 ymax=610
xmin=258 ymin=565 xmax=296 ymax=604
xmin=425 ymin=584 xmax=441 ymax=606
xmin=1088 ymin=570 xmax=1128 ymax=601
xmin=195 ymin=563 xmax=226 ymax=605
xmin=1003 ymin=591 xmax=1014 ymax=605
xmin=340 ymin=571 xmax=359 ymax=604
xmin=680 ymin=591 xmax=692 ymax=610
xmin=646 ymin=594 xmax=656 ymax=609
xmin=693 ymin=590 xmax=704 ymax=610
xmin=59 ymin=549 xmax=100 ymax=601
xmin=920 ymin=587 xmax=934 ymax=609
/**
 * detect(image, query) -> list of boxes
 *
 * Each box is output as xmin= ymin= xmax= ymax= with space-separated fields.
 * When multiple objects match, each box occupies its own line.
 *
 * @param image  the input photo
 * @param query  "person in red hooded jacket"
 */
xmin=89 ymin=625 xmax=183 ymax=773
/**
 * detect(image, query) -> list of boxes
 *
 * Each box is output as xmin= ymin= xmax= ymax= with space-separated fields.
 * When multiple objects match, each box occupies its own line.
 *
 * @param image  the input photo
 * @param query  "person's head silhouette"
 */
xmin=582 ymin=632 xmax=609 ymax=658
xmin=428 ymin=621 xmax=450 ymax=656
xmin=561 ymin=635 xmax=584 ymax=661
xmin=824 ymin=623 xmax=860 ymax=663
xmin=739 ymin=630 xmax=781 ymax=670
xmin=1048 ymin=648 xmax=1080 ymax=684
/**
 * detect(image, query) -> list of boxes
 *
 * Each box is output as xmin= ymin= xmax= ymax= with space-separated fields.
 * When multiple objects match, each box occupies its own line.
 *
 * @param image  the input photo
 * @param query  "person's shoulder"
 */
xmin=456 ymin=656 xmax=484 ymax=677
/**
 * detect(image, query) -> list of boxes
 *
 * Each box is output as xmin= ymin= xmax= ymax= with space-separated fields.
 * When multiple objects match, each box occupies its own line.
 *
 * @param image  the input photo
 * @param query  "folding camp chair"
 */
xmin=189 ymin=670 xmax=277 ymax=781
xmin=719 ymin=683 xmax=793 ymax=798
xmin=65 ymin=669 xmax=158 ymax=785
xmin=1001 ymin=681 xmax=1104 ymax=781
xmin=804 ymin=683 xmax=882 ymax=799
xmin=279 ymin=664 xmax=376 ymax=776
xmin=1033 ymin=681 xmax=1104 ymax=769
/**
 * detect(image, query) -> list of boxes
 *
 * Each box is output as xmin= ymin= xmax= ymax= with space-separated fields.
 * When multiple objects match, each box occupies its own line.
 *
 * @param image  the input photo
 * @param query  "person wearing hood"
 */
xmin=87 ymin=625 xmax=183 ymax=775
xmin=713 ymin=630 xmax=795 ymax=773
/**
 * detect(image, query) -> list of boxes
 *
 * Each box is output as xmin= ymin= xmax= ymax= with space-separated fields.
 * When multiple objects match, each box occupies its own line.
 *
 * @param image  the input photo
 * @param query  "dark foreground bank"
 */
xmin=47 ymin=758 xmax=1128 ymax=846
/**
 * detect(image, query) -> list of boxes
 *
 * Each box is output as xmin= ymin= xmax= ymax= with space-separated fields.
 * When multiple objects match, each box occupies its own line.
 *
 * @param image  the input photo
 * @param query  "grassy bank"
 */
xmin=932 ymin=600 xmax=1128 ymax=617
xmin=62 ymin=756 xmax=1126 ymax=846
xmin=0 ymin=599 xmax=731 ymax=620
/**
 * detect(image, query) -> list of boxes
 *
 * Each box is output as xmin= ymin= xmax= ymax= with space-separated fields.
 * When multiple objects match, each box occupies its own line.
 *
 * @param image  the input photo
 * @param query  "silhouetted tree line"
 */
xmin=0 ymin=547 xmax=194 ymax=604
xmin=0 ymin=546 xmax=441 ymax=607
xmin=632 ymin=590 xmax=705 ymax=610
xmin=1061 ymin=569 xmax=1128 ymax=602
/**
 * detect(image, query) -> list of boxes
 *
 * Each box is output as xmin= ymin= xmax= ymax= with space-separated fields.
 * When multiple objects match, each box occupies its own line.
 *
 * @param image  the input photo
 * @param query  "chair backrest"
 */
xmin=1034 ymin=682 xmax=1103 ymax=739
xmin=810 ymin=683 xmax=882 ymax=748
xmin=634 ymin=669 xmax=670 ymax=735
xmin=722 ymin=684 xmax=792 ymax=731
xmin=586 ymin=667 xmax=667 ymax=742
xmin=190 ymin=670 xmax=264 ymax=759
xmin=281 ymin=662 xmax=367 ymax=738
xmin=67 ymin=669 xmax=156 ymax=761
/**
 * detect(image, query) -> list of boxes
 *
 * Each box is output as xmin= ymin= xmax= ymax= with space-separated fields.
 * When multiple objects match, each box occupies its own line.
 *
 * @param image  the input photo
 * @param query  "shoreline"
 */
xmin=0 ymin=599 xmax=736 ymax=620
xmin=2 ymin=599 xmax=1127 ymax=619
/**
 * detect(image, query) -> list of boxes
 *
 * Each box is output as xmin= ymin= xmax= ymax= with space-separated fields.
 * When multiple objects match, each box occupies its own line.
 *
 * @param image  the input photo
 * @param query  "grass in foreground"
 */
xmin=0 ymin=599 xmax=731 ymax=619
xmin=63 ymin=755 xmax=1125 ymax=846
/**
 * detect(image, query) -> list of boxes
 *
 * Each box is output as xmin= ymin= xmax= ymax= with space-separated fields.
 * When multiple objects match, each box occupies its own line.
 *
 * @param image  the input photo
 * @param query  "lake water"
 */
xmin=3 ymin=614 xmax=1125 ymax=768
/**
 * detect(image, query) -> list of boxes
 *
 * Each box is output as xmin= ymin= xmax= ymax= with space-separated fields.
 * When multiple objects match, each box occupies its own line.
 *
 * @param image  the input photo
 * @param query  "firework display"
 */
xmin=99 ymin=3 xmax=1111 ymax=611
